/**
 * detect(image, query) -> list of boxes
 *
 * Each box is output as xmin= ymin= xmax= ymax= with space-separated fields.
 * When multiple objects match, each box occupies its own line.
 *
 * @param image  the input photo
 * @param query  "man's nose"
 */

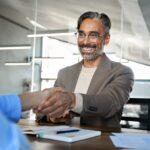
xmin=83 ymin=35 xmax=90 ymax=45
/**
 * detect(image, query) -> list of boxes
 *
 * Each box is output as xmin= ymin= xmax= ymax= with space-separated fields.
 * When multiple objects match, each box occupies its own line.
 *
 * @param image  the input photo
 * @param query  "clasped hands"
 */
xmin=35 ymin=87 xmax=75 ymax=123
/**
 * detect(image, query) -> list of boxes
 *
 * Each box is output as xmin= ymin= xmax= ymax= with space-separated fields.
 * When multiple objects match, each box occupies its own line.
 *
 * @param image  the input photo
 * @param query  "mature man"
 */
xmin=37 ymin=11 xmax=134 ymax=128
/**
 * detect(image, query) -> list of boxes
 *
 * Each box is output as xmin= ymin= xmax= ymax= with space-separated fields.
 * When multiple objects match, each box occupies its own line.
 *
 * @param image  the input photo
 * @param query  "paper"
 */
xmin=21 ymin=125 xmax=101 ymax=143
xmin=22 ymin=125 xmax=69 ymax=135
xmin=110 ymin=132 xmax=150 ymax=150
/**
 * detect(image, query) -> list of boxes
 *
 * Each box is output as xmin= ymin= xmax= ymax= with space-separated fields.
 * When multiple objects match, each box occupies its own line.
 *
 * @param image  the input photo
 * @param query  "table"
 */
xmin=19 ymin=118 xmax=149 ymax=150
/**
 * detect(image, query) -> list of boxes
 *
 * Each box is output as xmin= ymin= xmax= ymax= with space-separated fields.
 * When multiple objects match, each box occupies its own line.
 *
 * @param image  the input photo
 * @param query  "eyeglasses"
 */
xmin=76 ymin=30 xmax=105 ymax=41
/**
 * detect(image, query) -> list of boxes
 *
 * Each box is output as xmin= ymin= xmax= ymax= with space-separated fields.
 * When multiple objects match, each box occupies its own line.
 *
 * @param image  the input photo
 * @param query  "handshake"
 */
xmin=32 ymin=87 xmax=76 ymax=123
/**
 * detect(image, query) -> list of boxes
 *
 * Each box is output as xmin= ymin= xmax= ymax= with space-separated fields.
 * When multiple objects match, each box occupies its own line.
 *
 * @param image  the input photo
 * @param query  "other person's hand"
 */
xmin=37 ymin=91 xmax=76 ymax=118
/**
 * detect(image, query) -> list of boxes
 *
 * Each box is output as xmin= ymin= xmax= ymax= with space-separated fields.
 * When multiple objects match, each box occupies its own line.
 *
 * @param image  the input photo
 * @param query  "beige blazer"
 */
xmin=54 ymin=54 xmax=134 ymax=128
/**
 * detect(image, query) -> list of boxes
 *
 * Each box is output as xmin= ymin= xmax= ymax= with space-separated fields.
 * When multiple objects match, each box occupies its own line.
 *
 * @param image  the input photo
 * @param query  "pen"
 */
xmin=56 ymin=129 xmax=80 ymax=134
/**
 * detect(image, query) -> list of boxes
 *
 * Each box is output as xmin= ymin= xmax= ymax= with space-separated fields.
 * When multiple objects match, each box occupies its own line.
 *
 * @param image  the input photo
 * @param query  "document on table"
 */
xmin=21 ymin=125 xmax=101 ymax=143
xmin=21 ymin=125 xmax=68 ymax=135
xmin=110 ymin=132 xmax=150 ymax=150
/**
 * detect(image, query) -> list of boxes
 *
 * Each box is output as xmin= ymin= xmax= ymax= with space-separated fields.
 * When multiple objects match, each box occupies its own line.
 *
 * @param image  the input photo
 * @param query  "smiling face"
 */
xmin=77 ymin=18 xmax=109 ymax=61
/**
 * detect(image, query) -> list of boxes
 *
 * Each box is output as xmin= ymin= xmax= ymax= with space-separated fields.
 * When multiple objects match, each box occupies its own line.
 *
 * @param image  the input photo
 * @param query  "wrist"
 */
xmin=69 ymin=92 xmax=76 ymax=109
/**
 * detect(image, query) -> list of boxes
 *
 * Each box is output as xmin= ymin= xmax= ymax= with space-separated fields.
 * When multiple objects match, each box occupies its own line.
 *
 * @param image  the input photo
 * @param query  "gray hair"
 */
xmin=77 ymin=11 xmax=111 ymax=36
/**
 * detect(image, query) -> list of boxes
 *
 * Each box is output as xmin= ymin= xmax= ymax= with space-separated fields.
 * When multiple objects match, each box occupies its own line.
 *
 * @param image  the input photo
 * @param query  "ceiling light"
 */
xmin=26 ymin=17 xmax=47 ymax=30
xmin=0 ymin=46 xmax=31 ymax=50
xmin=27 ymin=32 xmax=75 ymax=38
xmin=5 ymin=62 xmax=31 ymax=66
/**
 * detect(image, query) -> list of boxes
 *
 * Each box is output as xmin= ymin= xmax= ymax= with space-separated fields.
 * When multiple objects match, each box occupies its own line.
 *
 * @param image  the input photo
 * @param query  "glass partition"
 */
xmin=0 ymin=0 xmax=36 ymax=94
xmin=0 ymin=0 xmax=150 ymax=126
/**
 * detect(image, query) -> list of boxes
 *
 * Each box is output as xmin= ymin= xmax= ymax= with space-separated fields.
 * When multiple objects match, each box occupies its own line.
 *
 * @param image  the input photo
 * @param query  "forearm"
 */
xmin=19 ymin=91 xmax=44 ymax=111
xmin=82 ymin=89 xmax=130 ymax=119
xmin=20 ymin=87 xmax=64 ymax=112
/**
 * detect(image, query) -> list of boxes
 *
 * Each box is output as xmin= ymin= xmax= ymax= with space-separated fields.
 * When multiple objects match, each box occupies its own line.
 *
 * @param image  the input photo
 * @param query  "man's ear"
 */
xmin=104 ymin=35 xmax=110 ymax=45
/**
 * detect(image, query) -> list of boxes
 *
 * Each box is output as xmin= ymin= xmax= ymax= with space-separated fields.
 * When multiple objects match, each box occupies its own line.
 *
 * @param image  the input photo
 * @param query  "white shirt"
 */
xmin=73 ymin=66 xmax=97 ymax=113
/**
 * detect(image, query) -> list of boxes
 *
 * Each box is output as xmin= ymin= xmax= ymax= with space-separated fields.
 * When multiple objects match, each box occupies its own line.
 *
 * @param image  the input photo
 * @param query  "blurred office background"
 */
xmin=0 ymin=0 xmax=150 ymax=129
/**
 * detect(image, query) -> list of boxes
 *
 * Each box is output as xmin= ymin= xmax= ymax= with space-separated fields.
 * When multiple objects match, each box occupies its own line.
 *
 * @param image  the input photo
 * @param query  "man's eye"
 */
xmin=79 ymin=33 xmax=85 ymax=37
xmin=90 ymin=33 xmax=99 ymax=38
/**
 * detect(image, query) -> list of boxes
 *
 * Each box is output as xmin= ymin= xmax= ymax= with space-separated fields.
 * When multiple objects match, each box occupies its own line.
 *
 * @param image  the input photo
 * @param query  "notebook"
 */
xmin=22 ymin=125 xmax=101 ymax=143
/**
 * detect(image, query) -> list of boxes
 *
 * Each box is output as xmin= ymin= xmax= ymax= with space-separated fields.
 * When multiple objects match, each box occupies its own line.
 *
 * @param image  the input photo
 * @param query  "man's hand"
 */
xmin=33 ymin=87 xmax=64 ymax=114
xmin=37 ymin=91 xmax=76 ymax=118
xmin=47 ymin=111 xmax=73 ymax=124
xmin=41 ymin=87 xmax=64 ymax=102
xmin=20 ymin=87 xmax=63 ymax=111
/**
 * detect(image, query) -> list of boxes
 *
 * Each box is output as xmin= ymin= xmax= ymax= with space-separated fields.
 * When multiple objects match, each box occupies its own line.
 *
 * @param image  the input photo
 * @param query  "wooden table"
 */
xmin=19 ymin=118 xmax=149 ymax=150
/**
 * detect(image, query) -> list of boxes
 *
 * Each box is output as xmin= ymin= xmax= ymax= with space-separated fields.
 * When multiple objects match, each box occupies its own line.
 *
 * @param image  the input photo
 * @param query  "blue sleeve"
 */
xmin=0 ymin=94 xmax=22 ymax=122
xmin=0 ymin=111 xmax=30 ymax=150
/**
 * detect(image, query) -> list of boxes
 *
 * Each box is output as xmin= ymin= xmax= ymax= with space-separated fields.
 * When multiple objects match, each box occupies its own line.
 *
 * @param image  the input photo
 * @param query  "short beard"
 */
xmin=82 ymin=53 xmax=100 ymax=60
xmin=79 ymin=44 xmax=104 ymax=61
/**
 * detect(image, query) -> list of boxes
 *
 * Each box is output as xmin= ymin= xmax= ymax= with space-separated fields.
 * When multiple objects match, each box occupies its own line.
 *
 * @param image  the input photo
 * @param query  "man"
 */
xmin=0 ymin=88 xmax=62 ymax=149
xmin=37 ymin=11 xmax=134 ymax=128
